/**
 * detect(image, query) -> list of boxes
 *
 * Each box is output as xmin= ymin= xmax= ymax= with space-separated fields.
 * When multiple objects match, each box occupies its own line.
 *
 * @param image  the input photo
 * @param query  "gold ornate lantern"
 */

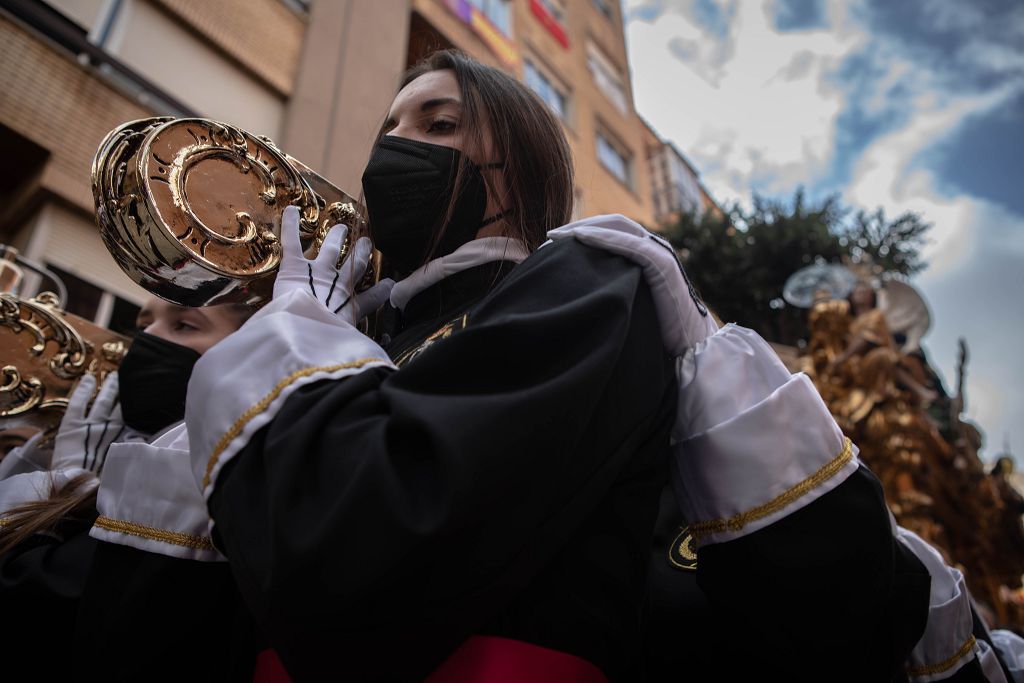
xmin=1 ymin=116 xmax=372 ymax=439
xmin=92 ymin=117 xmax=372 ymax=306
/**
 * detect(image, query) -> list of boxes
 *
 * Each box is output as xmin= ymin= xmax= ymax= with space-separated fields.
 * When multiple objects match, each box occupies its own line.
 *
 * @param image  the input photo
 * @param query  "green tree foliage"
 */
xmin=662 ymin=188 xmax=931 ymax=346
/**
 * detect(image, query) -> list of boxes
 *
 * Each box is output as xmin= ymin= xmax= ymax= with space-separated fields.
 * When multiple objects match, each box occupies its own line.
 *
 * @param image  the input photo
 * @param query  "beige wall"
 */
xmin=104 ymin=0 xmax=285 ymax=139
xmin=282 ymin=0 xmax=412 ymax=195
xmin=150 ymin=0 xmax=304 ymax=96
xmin=21 ymin=203 xmax=148 ymax=305
xmin=44 ymin=0 xmax=107 ymax=31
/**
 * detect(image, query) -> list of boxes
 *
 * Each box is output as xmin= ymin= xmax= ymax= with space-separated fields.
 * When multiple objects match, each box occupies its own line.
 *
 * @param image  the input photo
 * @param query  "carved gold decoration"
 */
xmin=802 ymin=290 xmax=1024 ymax=631
xmin=0 ymin=292 xmax=129 ymax=434
xmin=92 ymin=117 xmax=373 ymax=307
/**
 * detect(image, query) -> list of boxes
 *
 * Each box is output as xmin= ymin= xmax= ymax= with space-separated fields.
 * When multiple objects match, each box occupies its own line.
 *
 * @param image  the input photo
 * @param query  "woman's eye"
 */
xmin=427 ymin=118 xmax=457 ymax=134
xmin=174 ymin=321 xmax=199 ymax=332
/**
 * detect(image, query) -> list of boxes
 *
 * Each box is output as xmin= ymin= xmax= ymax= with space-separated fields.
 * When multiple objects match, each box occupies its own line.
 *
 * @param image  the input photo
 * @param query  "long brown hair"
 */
xmin=0 ymin=472 xmax=98 ymax=555
xmin=380 ymin=49 xmax=575 ymax=265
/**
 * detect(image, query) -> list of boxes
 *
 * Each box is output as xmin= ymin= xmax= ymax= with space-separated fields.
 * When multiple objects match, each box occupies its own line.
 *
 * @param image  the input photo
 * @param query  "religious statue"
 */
xmin=790 ymin=265 xmax=1024 ymax=630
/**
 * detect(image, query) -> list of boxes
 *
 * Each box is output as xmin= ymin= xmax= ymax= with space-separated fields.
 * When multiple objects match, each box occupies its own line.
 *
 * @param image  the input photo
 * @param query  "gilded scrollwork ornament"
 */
xmin=91 ymin=117 xmax=374 ymax=307
xmin=0 ymin=292 xmax=126 ymax=432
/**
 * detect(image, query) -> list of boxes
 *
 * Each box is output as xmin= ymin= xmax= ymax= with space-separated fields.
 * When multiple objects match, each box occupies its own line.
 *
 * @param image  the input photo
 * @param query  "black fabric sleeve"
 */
xmin=73 ymin=540 xmax=262 ymax=682
xmin=691 ymin=464 xmax=931 ymax=682
xmin=207 ymin=240 xmax=675 ymax=680
xmin=0 ymin=521 xmax=96 ymax=676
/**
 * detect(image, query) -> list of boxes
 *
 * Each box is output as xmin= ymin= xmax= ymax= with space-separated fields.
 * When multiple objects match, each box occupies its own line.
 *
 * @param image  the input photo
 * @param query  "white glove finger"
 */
xmin=340 ymin=236 xmax=374 ymax=282
xmin=280 ymin=205 xmax=305 ymax=261
xmin=351 ymin=278 xmax=395 ymax=320
xmin=317 ymin=223 xmax=349 ymax=269
xmin=88 ymin=372 xmax=120 ymax=420
xmin=64 ymin=374 xmax=96 ymax=422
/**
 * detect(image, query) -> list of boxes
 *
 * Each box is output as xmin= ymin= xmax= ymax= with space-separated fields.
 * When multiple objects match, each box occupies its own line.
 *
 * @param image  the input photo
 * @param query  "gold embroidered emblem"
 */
xmin=668 ymin=526 xmax=698 ymax=571
xmin=393 ymin=314 xmax=469 ymax=368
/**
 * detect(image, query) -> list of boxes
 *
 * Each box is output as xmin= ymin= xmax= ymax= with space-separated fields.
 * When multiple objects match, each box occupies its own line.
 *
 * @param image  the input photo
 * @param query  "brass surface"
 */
xmin=92 ymin=117 xmax=373 ymax=307
xmin=0 ymin=292 xmax=128 ymax=435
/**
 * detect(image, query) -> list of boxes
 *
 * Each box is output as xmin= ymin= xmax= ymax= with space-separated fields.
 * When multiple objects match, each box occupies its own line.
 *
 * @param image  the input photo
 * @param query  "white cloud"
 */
xmin=625 ymin=0 xmax=1024 ymax=462
xmin=919 ymin=0 xmax=986 ymax=32
xmin=626 ymin=0 xmax=859 ymax=199
xmin=958 ymin=42 xmax=1024 ymax=76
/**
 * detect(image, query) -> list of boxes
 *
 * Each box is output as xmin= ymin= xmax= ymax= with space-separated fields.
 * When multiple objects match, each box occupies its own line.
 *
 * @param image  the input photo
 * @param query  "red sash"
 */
xmin=426 ymin=635 xmax=609 ymax=683
xmin=254 ymin=635 xmax=609 ymax=683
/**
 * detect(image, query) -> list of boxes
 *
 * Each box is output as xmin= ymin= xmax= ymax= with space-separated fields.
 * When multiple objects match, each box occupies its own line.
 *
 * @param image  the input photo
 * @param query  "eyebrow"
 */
xmin=420 ymin=97 xmax=461 ymax=111
xmin=384 ymin=97 xmax=462 ymax=129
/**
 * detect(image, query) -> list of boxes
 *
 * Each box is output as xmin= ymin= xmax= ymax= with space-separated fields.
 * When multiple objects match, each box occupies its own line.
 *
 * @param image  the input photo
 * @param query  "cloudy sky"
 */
xmin=622 ymin=0 xmax=1024 ymax=464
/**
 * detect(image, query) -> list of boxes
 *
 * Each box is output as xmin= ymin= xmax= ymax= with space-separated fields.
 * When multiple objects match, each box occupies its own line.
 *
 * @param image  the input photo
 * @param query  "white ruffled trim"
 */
xmin=898 ymin=527 xmax=996 ymax=681
xmin=187 ymin=289 xmax=394 ymax=500
xmin=91 ymin=424 xmax=224 ymax=562
xmin=389 ymin=237 xmax=529 ymax=311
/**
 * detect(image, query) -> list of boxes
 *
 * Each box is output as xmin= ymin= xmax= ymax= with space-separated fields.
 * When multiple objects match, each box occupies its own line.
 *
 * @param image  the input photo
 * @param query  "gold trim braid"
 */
xmin=905 ymin=635 xmax=977 ymax=677
xmin=94 ymin=515 xmax=215 ymax=551
xmin=202 ymin=358 xmax=387 ymax=490
xmin=689 ymin=437 xmax=854 ymax=541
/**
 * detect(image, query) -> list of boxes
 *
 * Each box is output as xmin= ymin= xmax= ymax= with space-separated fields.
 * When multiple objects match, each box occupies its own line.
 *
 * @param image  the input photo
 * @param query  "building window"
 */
xmin=530 ymin=0 xmax=569 ymax=47
xmin=587 ymin=42 xmax=628 ymax=114
xmin=596 ymin=131 xmax=632 ymax=187
xmin=48 ymin=264 xmax=103 ymax=321
xmin=524 ymin=60 xmax=569 ymax=122
xmin=593 ymin=0 xmax=614 ymax=20
xmin=538 ymin=0 xmax=566 ymax=25
xmin=108 ymin=295 xmax=143 ymax=337
xmin=47 ymin=264 xmax=140 ymax=332
xmin=469 ymin=0 xmax=512 ymax=35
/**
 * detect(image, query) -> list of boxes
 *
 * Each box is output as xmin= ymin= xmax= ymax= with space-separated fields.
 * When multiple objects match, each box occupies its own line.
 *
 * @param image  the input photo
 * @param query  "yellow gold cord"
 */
xmin=905 ymin=635 xmax=976 ymax=677
xmin=94 ymin=515 xmax=215 ymax=551
xmin=202 ymin=358 xmax=386 ymax=489
xmin=689 ymin=437 xmax=854 ymax=540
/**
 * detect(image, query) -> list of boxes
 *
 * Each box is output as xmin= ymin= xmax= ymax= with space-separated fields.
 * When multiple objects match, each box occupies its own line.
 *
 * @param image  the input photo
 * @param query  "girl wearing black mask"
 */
xmin=0 ymin=297 xmax=253 ymax=679
xmin=181 ymin=49 xmax=937 ymax=683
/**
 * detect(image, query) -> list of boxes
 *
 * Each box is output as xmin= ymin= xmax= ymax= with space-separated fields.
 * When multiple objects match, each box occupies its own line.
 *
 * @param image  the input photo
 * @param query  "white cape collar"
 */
xmin=389 ymin=237 xmax=529 ymax=312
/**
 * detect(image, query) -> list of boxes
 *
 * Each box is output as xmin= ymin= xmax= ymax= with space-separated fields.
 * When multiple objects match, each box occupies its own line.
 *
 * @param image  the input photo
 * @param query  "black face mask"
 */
xmin=118 ymin=332 xmax=201 ymax=435
xmin=361 ymin=136 xmax=502 ymax=278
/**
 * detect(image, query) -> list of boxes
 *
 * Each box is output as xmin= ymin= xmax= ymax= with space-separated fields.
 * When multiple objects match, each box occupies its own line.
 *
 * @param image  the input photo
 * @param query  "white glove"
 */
xmin=547 ymin=215 xmax=718 ymax=356
xmin=52 ymin=372 xmax=125 ymax=473
xmin=273 ymin=205 xmax=394 ymax=326
xmin=0 ymin=431 xmax=54 ymax=479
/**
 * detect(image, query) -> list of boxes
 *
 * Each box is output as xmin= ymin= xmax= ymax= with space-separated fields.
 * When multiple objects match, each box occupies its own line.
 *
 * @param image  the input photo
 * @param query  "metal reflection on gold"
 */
xmin=0 ymin=292 xmax=128 ymax=433
xmin=92 ymin=117 xmax=371 ymax=307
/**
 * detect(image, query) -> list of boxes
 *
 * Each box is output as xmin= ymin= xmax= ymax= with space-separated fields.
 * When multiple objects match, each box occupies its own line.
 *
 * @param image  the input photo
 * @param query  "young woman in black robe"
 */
xmin=180 ymin=49 xmax=996 ymax=682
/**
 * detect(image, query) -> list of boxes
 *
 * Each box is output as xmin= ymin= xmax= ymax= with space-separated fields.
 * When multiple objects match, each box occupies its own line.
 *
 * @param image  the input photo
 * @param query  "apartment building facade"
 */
xmin=1 ymin=0 xmax=711 ymax=332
